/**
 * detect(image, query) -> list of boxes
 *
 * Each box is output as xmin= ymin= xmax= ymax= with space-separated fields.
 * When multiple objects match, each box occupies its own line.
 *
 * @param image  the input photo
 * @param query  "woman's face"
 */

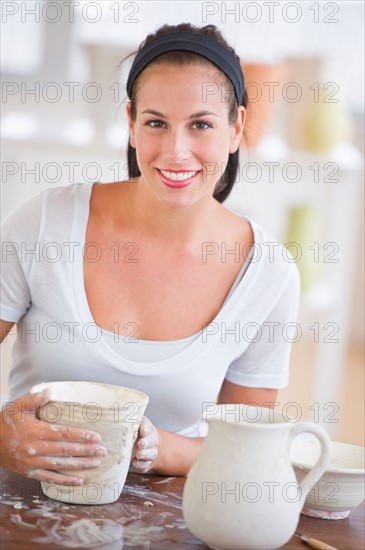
xmin=127 ymin=63 xmax=245 ymax=210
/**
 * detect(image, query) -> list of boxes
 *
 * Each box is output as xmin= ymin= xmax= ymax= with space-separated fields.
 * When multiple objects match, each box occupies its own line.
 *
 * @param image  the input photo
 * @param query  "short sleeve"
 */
xmin=224 ymin=262 xmax=301 ymax=389
xmin=1 ymin=193 xmax=44 ymax=322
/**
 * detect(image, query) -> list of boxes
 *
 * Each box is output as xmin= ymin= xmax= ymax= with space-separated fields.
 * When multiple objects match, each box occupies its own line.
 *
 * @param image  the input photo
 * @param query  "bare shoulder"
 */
xmin=92 ymin=179 xmax=137 ymax=196
xmin=90 ymin=179 xmax=136 ymax=212
xmin=218 ymin=205 xmax=254 ymax=246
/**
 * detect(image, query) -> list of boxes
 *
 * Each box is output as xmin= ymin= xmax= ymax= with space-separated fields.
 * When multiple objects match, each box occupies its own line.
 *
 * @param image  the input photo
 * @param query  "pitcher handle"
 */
xmin=289 ymin=422 xmax=331 ymax=508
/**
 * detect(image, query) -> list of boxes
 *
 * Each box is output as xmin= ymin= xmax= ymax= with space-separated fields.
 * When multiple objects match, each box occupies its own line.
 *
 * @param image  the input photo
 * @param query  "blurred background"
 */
xmin=1 ymin=1 xmax=364 ymax=444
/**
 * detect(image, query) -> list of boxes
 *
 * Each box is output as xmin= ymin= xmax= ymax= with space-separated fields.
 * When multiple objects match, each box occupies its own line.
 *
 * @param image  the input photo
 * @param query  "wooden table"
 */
xmin=0 ymin=467 xmax=363 ymax=549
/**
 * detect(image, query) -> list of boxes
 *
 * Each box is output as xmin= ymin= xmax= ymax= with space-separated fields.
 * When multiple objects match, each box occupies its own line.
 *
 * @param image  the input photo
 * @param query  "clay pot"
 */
xmin=30 ymin=381 xmax=149 ymax=505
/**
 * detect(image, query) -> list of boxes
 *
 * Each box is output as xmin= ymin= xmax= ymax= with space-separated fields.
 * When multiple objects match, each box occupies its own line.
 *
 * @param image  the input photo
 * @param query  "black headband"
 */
xmin=126 ymin=31 xmax=244 ymax=103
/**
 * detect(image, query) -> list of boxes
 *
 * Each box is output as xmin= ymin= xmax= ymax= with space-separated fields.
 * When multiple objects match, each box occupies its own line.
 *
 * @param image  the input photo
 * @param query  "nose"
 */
xmin=163 ymin=128 xmax=190 ymax=164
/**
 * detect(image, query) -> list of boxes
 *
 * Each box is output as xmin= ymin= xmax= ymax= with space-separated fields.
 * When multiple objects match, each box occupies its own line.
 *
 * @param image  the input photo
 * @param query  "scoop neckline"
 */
xmin=72 ymin=182 xmax=261 ymax=374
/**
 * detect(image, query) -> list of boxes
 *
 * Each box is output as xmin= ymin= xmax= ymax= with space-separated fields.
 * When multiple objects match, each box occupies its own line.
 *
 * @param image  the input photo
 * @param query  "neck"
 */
xmin=124 ymin=178 xmax=222 ymax=251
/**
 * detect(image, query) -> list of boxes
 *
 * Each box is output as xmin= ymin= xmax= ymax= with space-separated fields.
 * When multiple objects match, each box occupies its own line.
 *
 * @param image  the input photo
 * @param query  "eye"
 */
xmin=192 ymin=121 xmax=213 ymax=130
xmin=145 ymin=119 xmax=166 ymax=128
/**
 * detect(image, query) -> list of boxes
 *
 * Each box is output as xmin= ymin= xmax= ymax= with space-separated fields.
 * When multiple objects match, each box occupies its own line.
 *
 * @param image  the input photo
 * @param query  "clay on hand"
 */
xmin=0 ymin=390 xmax=107 ymax=485
xmin=130 ymin=416 xmax=159 ymax=474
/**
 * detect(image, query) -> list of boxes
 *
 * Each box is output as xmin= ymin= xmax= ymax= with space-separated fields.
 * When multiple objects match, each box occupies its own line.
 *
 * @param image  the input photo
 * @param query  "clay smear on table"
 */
xmin=1 ymin=477 xmax=187 ymax=548
xmin=123 ymin=484 xmax=183 ymax=510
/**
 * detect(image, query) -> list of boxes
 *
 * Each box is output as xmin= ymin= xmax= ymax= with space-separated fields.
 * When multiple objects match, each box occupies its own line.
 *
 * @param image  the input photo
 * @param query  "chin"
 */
xmin=157 ymin=194 xmax=200 ymax=210
xmin=161 ymin=185 xmax=218 ymax=210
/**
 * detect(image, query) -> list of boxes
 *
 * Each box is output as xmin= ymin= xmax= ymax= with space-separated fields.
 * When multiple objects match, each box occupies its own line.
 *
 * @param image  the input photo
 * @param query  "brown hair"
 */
xmin=123 ymin=23 xmax=248 ymax=203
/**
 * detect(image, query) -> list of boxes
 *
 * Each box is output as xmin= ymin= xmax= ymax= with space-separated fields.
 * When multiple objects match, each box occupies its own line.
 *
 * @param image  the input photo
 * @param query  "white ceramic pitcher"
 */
xmin=183 ymin=404 xmax=331 ymax=550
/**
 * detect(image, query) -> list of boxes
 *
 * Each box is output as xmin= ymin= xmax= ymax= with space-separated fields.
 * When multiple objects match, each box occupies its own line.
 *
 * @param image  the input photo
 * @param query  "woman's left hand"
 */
xmin=130 ymin=416 xmax=159 ymax=473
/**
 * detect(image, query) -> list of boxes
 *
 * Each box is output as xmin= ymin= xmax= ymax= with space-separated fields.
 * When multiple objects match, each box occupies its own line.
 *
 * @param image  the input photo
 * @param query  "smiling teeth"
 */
xmin=160 ymin=169 xmax=197 ymax=181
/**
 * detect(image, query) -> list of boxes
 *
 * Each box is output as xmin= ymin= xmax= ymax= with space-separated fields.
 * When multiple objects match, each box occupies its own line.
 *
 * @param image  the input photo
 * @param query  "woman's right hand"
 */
xmin=0 ymin=389 xmax=107 ymax=485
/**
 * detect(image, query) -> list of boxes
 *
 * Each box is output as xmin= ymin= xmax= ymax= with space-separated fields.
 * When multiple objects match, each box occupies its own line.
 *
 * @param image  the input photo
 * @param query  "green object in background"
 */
xmin=302 ymin=88 xmax=354 ymax=153
xmin=285 ymin=206 xmax=322 ymax=294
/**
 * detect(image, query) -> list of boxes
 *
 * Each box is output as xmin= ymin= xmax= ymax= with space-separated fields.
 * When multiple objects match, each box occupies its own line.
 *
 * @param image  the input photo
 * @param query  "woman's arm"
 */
xmin=0 ymin=319 xmax=15 ymax=343
xmin=150 ymin=430 xmax=205 ymax=477
xmin=217 ymin=380 xmax=278 ymax=407
xmin=143 ymin=382 xmax=279 ymax=477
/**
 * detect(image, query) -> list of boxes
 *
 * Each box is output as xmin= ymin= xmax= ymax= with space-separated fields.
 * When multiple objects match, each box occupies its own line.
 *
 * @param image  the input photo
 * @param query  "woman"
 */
xmin=0 ymin=23 xmax=300 ymax=484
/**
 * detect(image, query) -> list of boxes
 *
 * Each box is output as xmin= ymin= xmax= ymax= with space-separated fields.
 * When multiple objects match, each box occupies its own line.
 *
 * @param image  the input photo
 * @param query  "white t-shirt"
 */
xmin=1 ymin=183 xmax=300 ymax=436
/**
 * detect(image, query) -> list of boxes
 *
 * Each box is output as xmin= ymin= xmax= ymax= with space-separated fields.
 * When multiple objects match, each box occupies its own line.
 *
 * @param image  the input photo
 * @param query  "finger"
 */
xmin=13 ymin=389 xmax=51 ymax=413
xmin=138 ymin=417 xmax=152 ymax=437
xmin=25 ymin=441 xmax=107 ymax=458
xmin=137 ymin=433 xmax=158 ymax=450
xmin=34 ymin=456 xmax=102 ymax=471
xmin=28 ymin=468 xmax=85 ymax=486
xmin=135 ymin=447 xmax=158 ymax=461
xmin=2 ymin=390 xmax=50 ymax=422
xmin=38 ymin=423 xmax=102 ymax=443
xmin=131 ymin=458 xmax=154 ymax=473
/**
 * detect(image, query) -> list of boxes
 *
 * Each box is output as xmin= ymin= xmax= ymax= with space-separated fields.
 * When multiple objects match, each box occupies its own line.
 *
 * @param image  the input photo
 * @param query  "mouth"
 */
xmin=157 ymin=168 xmax=201 ymax=189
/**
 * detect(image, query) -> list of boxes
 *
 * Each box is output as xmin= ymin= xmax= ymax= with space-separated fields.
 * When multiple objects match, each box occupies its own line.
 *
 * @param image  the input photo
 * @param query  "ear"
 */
xmin=229 ymin=106 xmax=246 ymax=154
xmin=126 ymin=102 xmax=136 ymax=148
